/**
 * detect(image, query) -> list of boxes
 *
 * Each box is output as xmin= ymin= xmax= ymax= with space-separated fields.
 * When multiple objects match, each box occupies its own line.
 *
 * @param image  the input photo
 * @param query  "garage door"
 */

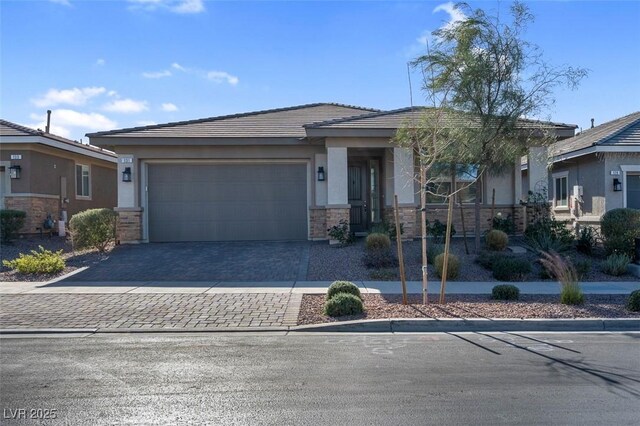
xmin=147 ymin=163 xmax=307 ymax=242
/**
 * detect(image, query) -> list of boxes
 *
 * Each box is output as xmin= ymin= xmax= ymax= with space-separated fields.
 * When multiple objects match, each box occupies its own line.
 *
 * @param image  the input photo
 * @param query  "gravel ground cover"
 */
xmin=1 ymin=236 xmax=106 ymax=282
xmin=307 ymin=238 xmax=635 ymax=282
xmin=298 ymin=293 xmax=640 ymax=325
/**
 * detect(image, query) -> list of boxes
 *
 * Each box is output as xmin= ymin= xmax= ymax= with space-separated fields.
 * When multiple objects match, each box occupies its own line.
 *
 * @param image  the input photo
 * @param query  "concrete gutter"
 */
xmin=2 ymin=319 xmax=638 ymax=336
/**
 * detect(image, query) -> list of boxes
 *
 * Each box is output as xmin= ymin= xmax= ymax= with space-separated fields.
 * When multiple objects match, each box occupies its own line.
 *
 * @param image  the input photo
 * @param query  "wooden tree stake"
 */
xmin=439 ymin=195 xmax=454 ymax=304
xmin=394 ymin=195 xmax=408 ymax=305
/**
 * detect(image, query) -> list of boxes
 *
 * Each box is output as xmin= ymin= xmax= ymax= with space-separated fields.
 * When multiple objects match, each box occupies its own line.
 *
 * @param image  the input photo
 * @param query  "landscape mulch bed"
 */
xmin=298 ymin=294 xmax=640 ymax=325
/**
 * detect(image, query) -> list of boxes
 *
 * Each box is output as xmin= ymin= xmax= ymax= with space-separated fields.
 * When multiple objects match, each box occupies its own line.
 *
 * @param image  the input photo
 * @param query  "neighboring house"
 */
xmin=87 ymin=103 xmax=575 ymax=243
xmin=0 ymin=119 xmax=117 ymax=234
xmin=524 ymin=111 xmax=640 ymax=227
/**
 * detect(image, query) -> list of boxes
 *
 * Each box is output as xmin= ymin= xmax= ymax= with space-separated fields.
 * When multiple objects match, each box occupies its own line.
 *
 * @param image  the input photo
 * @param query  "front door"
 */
xmin=348 ymin=162 xmax=368 ymax=233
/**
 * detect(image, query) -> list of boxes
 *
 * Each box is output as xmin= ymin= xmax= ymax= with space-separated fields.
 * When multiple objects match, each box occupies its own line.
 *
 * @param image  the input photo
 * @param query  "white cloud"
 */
xmin=102 ymin=98 xmax=149 ymax=114
xmin=142 ymin=70 xmax=172 ymax=79
xmin=161 ymin=102 xmax=179 ymax=112
xmin=49 ymin=0 xmax=71 ymax=6
xmin=128 ymin=0 xmax=205 ymax=14
xmin=207 ymin=71 xmax=239 ymax=86
xmin=171 ymin=62 xmax=187 ymax=72
xmin=30 ymin=109 xmax=117 ymax=131
xmin=433 ymin=2 xmax=466 ymax=33
xmin=32 ymin=87 xmax=106 ymax=108
xmin=107 ymin=90 xmax=118 ymax=97
xmin=96 ymin=58 xmax=106 ymax=66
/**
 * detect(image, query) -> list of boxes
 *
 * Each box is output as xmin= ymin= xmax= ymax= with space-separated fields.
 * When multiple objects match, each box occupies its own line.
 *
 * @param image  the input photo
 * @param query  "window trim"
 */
xmin=75 ymin=163 xmax=91 ymax=200
xmin=552 ymin=171 xmax=569 ymax=210
xmin=620 ymin=165 xmax=640 ymax=208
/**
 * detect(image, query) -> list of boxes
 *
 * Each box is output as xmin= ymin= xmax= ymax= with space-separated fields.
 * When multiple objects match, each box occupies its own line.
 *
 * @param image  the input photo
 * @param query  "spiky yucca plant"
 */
xmin=539 ymin=251 xmax=585 ymax=305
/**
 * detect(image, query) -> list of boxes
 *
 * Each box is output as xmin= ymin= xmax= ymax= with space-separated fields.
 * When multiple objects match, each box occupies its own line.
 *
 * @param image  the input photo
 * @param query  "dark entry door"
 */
xmin=348 ymin=162 xmax=368 ymax=233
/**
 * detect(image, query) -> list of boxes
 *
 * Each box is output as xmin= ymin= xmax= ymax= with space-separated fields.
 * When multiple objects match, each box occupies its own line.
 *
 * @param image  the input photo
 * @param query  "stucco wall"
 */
xmin=604 ymin=152 xmax=640 ymax=210
xmin=549 ymin=154 xmax=605 ymax=220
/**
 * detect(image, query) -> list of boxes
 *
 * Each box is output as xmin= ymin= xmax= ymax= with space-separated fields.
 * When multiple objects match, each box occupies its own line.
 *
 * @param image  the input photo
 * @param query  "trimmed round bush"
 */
xmin=476 ymin=251 xmax=510 ymax=270
xmin=365 ymin=232 xmax=391 ymax=250
xmin=324 ymin=293 xmax=364 ymax=317
xmin=492 ymin=257 xmax=532 ymax=281
xmin=627 ymin=290 xmax=640 ymax=312
xmin=492 ymin=284 xmax=520 ymax=300
xmin=601 ymin=208 xmax=640 ymax=257
xmin=434 ymin=253 xmax=460 ymax=279
xmin=69 ymin=208 xmax=118 ymax=252
xmin=362 ymin=248 xmax=398 ymax=269
xmin=486 ymin=229 xmax=509 ymax=251
xmin=0 ymin=209 xmax=26 ymax=242
xmin=326 ymin=280 xmax=362 ymax=300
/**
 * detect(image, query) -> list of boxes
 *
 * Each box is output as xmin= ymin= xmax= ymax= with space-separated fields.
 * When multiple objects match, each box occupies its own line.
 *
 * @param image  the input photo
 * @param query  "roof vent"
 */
xmin=46 ymin=110 xmax=51 ymax=133
xmin=590 ymin=118 xmax=594 ymax=128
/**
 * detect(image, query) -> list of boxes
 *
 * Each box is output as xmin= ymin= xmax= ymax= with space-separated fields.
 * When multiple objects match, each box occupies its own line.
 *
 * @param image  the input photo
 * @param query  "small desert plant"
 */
xmin=69 ymin=208 xmax=117 ymax=252
xmin=434 ymin=253 xmax=460 ymax=279
xmin=369 ymin=268 xmax=398 ymax=280
xmin=370 ymin=221 xmax=403 ymax=239
xmin=492 ymin=257 xmax=531 ymax=281
xmin=324 ymin=293 xmax=364 ymax=317
xmin=365 ymin=232 xmax=391 ymax=250
xmin=426 ymin=219 xmax=456 ymax=244
xmin=0 ymin=209 xmax=26 ymax=242
xmin=491 ymin=213 xmax=516 ymax=234
xmin=2 ymin=246 xmax=65 ymax=275
xmin=572 ymin=258 xmax=591 ymax=280
xmin=525 ymin=218 xmax=574 ymax=252
xmin=327 ymin=219 xmax=352 ymax=245
xmin=363 ymin=249 xmax=398 ymax=269
xmin=576 ymin=226 xmax=597 ymax=255
xmin=326 ymin=280 xmax=362 ymax=300
xmin=427 ymin=244 xmax=445 ymax=265
xmin=486 ymin=229 xmax=509 ymax=251
xmin=476 ymin=251 xmax=510 ymax=270
xmin=601 ymin=253 xmax=631 ymax=276
xmin=539 ymin=251 xmax=585 ymax=305
xmin=627 ymin=290 xmax=640 ymax=312
xmin=601 ymin=208 xmax=640 ymax=257
xmin=491 ymin=284 xmax=520 ymax=300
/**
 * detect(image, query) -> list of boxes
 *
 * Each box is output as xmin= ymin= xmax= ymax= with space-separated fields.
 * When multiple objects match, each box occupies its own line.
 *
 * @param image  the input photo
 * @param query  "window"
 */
xmin=76 ymin=164 xmax=90 ymax=198
xmin=425 ymin=164 xmax=481 ymax=204
xmin=553 ymin=172 xmax=568 ymax=208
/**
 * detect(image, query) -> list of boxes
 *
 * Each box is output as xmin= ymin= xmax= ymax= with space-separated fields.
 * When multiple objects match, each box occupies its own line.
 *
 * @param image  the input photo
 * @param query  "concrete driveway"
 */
xmin=61 ymin=241 xmax=311 ymax=282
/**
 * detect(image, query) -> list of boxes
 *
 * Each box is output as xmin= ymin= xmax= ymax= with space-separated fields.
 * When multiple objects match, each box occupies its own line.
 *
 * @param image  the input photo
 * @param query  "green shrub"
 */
xmin=434 ymin=253 xmax=460 ymax=279
xmin=573 ymin=258 xmax=591 ymax=280
xmin=326 ymin=281 xmax=362 ymax=300
xmin=427 ymin=244 xmax=445 ymax=265
xmin=69 ymin=208 xmax=117 ymax=252
xmin=324 ymin=293 xmax=364 ymax=317
xmin=363 ymin=248 xmax=398 ymax=269
xmin=601 ymin=208 xmax=640 ymax=257
xmin=492 ymin=257 xmax=531 ymax=281
xmin=601 ymin=253 xmax=631 ymax=276
xmin=576 ymin=226 xmax=597 ymax=255
xmin=492 ymin=284 xmax=520 ymax=300
xmin=0 ymin=209 xmax=26 ymax=242
xmin=2 ymin=246 xmax=65 ymax=275
xmin=476 ymin=251 xmax=510 ymax=270
xmin=370 ymin=221 xmax=404 ymax=239
xmin=491 ymin=213 xmax=516 ymax=234
xmin=525 ymin=218 xmax=574 ymax=252
xmin=627 ymin=290 xmax=640 ymax=312
xmin=426 ymin=219 xmax=456 ymax=244
xmin=327 ymin=219 xmax=353 ymax=245
xmin=486 ymin=229 xmax=509 ymax=251
xmin=369 ymin=268 xmax=398 ymax=280
xmin=365 ymin=233 xmax=391 ymax=250
xmin=560 ymin=284 xmax=585 ymax=305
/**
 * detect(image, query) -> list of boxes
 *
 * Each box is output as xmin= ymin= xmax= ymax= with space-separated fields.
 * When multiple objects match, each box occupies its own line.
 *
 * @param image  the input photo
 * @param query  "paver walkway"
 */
xmin=0 ymin=293 xmax=301 ymax=330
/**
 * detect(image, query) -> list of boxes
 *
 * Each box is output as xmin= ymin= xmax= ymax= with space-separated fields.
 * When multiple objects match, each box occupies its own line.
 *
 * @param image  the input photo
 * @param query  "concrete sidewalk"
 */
xmin=1 ymin=279 xmax=638 ymax=295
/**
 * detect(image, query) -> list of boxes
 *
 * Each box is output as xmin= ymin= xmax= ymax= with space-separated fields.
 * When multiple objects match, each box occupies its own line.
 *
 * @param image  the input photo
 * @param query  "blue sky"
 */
xmin=1 ymin=0 xmax=639 ymax=142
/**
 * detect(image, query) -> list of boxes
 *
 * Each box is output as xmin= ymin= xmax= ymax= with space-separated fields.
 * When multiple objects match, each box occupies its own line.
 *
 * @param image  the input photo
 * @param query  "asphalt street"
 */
xmin=1 ymin=332 xmax=639 ymax=425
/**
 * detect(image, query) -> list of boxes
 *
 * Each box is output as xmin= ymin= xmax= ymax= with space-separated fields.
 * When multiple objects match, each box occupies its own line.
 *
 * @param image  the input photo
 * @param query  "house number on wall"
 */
xmin=610 ymin=170 xmax=621 ymax=175
xmin=10 ymin=154 xmax=21 ymax=160
xmin=120 ymin=158 xmax=133 ymax=163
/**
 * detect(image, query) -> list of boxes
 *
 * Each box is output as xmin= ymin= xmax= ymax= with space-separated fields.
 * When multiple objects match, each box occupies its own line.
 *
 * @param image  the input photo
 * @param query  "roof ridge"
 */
xmin=0 ymin=119 xmax=42 ymax=136
xmin=305 ymin=106 xmax=428 ymax=128
xmin=87 ymin=103 xmax=380 ymax=137
xmin=577 ymin=111 xmax=640 ymax=146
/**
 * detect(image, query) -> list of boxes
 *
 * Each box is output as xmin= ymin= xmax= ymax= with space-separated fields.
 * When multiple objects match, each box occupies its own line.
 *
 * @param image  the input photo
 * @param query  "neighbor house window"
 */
xmin=553 ymin=172 xmax=568 ymax=208
xmin=426 ymin=164 xmax=481 ymax=204
xmin=76 ymin=164 xmax=90 ymax=198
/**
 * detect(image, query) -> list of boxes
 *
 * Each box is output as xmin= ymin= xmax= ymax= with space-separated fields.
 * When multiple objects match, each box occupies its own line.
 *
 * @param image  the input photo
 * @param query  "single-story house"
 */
xmin=523 ymin=111 xmax=640 ymax=227
xmin=87 ymin=103 xmax=575 ymax=243
xmin=0 ymin=119 xmax=117 ymax=234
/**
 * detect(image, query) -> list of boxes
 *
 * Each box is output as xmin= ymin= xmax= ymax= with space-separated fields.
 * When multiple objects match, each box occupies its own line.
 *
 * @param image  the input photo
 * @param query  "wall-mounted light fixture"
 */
xmin=122 ymin=167 xmax=132 ymax=182
xmin=613 ymin=178 xmax=622 ymax=192
xmin=8 ymin=165 xmax=21 ymax=179
xmin=317 ymin=166 xmax=325 ymax=182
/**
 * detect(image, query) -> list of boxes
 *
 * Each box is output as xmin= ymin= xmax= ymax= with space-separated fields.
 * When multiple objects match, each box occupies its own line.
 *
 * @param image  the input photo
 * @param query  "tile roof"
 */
xmin=0 ymin=119 xmax=116 ymax=158
xmin=550 ymin=111 xmax=640 ymax=156
xmin=87 ymin=103 xmax=379 ymax=138
xmin=306 ymin=106 xmax=577 ymax=130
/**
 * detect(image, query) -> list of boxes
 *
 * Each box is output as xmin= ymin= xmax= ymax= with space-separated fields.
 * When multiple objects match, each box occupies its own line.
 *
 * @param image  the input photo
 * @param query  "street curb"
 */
xmin=290 ymin=318 xmax=640 ymax=333
xmin=0 ymin=326 xmax=289 ymax=335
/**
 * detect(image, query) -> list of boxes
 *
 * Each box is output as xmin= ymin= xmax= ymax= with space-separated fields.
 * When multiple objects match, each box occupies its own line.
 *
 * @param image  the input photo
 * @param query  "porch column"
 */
xmin=528 ymin=146 xmax=548 ymax=195
xmin=325 ymin=147 xmax=350 ymax=238
xmin=114 ymin=154 xmax=143 ymax=244
xmin=391 ymin=147 xmax=417 ymax=239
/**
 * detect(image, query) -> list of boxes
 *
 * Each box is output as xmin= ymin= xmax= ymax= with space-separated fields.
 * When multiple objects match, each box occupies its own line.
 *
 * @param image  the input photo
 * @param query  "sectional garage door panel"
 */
xmin=147 ymin=163 xmax=307 ymax=242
